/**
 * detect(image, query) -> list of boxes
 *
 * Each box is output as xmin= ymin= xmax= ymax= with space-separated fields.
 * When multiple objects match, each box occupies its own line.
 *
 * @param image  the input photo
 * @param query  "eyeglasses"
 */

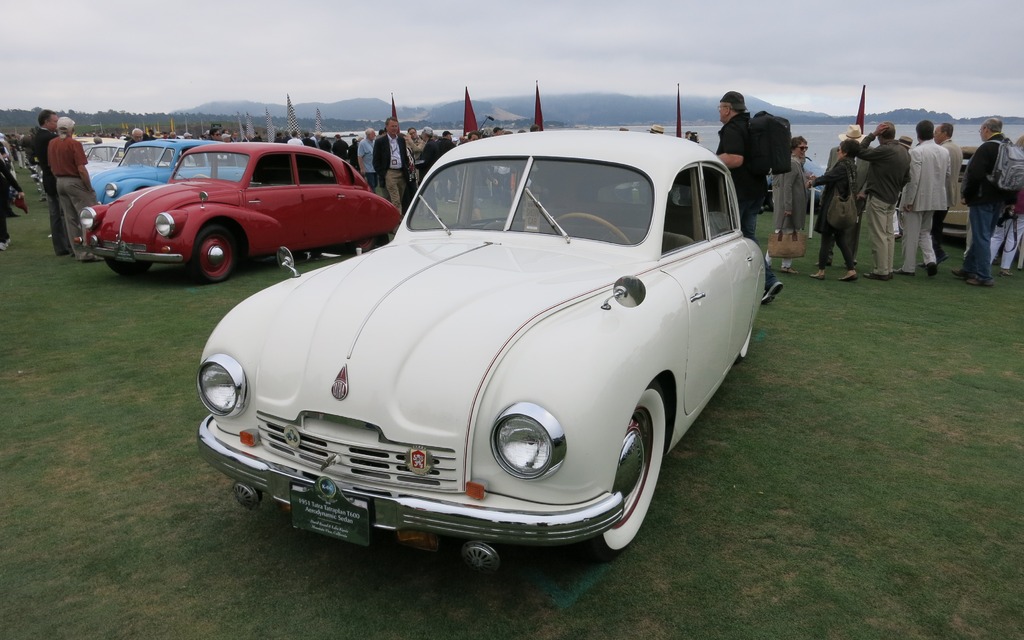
xmin=797 ymin=146 xmax=808 ymax=150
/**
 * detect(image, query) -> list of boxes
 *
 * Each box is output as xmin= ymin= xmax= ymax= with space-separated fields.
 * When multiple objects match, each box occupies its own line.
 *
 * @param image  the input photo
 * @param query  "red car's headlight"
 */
xmin=155 ymin=212 xmax=175 ymax=237
xmin=80 ymin=206 xmax=99 ymax=230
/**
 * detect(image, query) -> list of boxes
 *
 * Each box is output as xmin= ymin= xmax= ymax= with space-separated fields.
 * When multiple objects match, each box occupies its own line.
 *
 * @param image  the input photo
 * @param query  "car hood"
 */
xmin=221 ymin=240 xmax=639 ymax=449
xmin=99 ymin=165 xmax=165 ymax=185
xmin=105 ymin=181 xmax=240 ymax=215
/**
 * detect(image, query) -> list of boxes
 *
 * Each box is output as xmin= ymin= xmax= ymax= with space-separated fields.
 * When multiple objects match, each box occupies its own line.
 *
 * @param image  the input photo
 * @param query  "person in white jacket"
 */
xmin=895 ymin=120 xmax=950 ymax=276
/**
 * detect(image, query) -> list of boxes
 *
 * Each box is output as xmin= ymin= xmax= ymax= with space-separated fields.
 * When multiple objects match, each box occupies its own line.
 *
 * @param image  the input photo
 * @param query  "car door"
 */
xmin=243 ymin=152 xmax=305 ymax=251
xmin=660 ymin=165 xmax=735 ymax=415
xmin=704 ymin=163 xmax=760 ymax=358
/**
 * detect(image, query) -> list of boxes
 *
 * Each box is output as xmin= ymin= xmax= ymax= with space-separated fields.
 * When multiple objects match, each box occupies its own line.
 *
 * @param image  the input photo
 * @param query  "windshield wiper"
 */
xmin=416 ymin=194 xmax=451 ymax=236
xmin=523 ymin=187 xmax=570 ymax=243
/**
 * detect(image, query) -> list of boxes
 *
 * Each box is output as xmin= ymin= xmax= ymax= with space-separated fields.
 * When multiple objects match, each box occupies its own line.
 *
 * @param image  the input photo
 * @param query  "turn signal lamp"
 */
xmin=466 ymin=481 xmax=487 ymax=500
xmin=239 ymin=429 xmax=260 ymax=447
xmin=396 ymin=530 xmax=439 ymax=551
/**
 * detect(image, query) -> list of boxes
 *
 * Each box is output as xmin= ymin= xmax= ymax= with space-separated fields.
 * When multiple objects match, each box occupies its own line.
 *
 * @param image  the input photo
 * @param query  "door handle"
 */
xmin=337 ymin=194 xmax=346 ymax=199
xmin=689 ymin=291 xmax=707 ymax=303
xmin=247 ymin=199 xmax=261 ymax=204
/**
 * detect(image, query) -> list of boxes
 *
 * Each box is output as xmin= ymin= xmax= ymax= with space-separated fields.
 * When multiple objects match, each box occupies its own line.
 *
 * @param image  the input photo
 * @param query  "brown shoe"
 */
xmin=863 ymin=272 xmax=892 ymax=281
xmin=965 ymin=277 xmax=994 ymax=287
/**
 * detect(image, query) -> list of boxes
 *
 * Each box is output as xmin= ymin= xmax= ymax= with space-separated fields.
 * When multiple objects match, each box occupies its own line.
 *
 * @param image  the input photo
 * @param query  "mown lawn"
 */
xmin=1 ymin=166 xmax=1021 ymax=639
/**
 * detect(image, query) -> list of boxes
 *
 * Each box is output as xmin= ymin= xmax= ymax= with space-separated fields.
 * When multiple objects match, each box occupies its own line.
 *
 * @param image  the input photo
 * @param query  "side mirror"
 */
xmin=601 ymin=275 xmax=646 ymax=310
xmin=277 ymin=247 xmax=300 ymax=278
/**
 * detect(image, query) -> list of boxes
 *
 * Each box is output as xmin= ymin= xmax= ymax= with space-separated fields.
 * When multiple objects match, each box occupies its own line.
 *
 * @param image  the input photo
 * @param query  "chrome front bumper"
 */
xmin=198 ymin=415 xmax=624 ymax=546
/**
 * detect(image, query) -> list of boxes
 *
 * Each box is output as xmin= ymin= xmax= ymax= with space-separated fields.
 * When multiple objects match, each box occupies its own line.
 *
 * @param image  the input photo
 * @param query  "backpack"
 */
xmin=747 ymin=111 xmax=792 ymax=175
xmin=987 ymin=139 xmax=1024 ymax=192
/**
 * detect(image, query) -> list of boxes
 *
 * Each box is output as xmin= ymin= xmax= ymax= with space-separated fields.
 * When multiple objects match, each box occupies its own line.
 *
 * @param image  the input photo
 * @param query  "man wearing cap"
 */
xmin=418 ymin=128 xmax=440 ymax=181
xmin=895 ymin=120 xmax=949 ymax=277
xmin=952 ymin=118 xmax=1017 ymax=286
xmin=856 ymin=122 xmax=910 ymax=280
xmin=716 ymin=90 xmax=783 ymax=304
xmin=48 ymin=117 xmax=99 ymax=262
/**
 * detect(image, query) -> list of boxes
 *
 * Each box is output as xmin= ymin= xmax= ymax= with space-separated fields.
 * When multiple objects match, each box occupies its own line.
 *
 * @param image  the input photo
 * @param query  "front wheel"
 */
xmin=188 ymin=224 xmax=238 ymax=284
xmin=581 ymin=381 xmax=666 ymax=562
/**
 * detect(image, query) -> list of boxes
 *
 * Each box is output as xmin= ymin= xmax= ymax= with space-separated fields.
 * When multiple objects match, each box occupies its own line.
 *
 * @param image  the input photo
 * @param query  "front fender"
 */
xmin=469 ymin=271 xmax=688 ymax=505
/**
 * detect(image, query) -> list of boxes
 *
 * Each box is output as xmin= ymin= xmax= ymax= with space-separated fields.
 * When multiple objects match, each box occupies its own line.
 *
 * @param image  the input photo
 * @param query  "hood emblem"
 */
xmin=331 ymin=366 xmax=349 ymax=400
xmin=407 ymin=448 xmax=432 ymax=476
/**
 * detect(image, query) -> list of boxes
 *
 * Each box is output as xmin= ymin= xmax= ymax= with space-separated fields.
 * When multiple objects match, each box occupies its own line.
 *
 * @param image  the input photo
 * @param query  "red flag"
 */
xmin=391 ymin=94 xmax=398 ymax=120
xmin=856 ymin=85 xmax=866 ymax=132
xmin=463 ymin=87 xmax=478 ymax=136
xmin=534 ymin=82 xmax=544 ymax=131
xmin=675 ymin=84 xmax=682 ymax=138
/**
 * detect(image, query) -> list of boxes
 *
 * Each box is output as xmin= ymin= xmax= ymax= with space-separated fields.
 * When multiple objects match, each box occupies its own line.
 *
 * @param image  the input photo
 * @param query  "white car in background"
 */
xmin=85 ymin=139 xmax=126 ymax=178
xmin=196 ymin=131 xmax=764 ymax=571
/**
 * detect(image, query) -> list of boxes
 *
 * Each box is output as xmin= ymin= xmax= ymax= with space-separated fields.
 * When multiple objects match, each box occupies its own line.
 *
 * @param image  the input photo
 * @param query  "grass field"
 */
xmin=2 ymin=165 xmax=1022 ymax=640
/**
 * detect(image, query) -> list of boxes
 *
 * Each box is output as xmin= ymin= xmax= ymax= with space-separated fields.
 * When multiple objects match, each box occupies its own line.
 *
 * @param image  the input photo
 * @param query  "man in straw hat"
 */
xmin=48 ymin=116 xmax=100 ymax=262
xmin=716 ymin=90 xmax=783 ymax=304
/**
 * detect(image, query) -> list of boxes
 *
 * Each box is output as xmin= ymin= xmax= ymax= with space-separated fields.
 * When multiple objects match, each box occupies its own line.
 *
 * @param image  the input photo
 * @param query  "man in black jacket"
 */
xmin=373 ymin=117 xmax=411 ymax=212
xmin=953 ymin=118 xmax=1018 ymax=286
xmin=33 ymin=109 xmax=72 ymax=256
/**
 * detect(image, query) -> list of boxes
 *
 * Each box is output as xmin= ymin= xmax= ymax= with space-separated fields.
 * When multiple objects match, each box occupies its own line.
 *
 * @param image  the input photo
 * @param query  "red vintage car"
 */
xmin=80 ymin=143 xmax=400 ymax=283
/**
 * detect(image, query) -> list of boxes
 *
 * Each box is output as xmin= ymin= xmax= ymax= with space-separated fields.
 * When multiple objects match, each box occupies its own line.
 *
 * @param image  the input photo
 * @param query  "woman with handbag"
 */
xmin=809 ymin=138 xmax=861 ymax=281
xmin=770 ymin=136 xmax=813 ymax=274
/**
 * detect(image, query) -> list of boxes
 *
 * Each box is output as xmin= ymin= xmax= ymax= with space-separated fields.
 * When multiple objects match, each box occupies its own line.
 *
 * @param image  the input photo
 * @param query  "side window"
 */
xmin=251 ymin=154 xmax=294 ymax=186
xmin=663 ymin=168 xmax=702 ymax=254
xmin=702 ymin=166 xmax=737 ymax=239
xmin=157 ymin=149 xmax=174 ymax=168
xmin=297 ymin=155 xmax=337 ymax=185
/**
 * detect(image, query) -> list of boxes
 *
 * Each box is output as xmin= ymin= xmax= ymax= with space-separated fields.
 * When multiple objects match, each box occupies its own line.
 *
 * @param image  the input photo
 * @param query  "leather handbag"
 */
xmin=826 ymin=163 xmax=858 ymax=229
xmin=768 ymin=230 xmax=806 ymax=259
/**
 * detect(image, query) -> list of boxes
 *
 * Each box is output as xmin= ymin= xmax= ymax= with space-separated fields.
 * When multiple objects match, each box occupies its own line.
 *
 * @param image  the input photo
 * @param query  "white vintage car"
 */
xmin=197 ymin=131 xmax=765 ymax=571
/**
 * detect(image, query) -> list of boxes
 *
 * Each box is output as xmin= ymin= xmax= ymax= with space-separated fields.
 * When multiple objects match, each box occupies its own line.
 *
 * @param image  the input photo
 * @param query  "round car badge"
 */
xmin=282 ymin=425 xmax=301 ymax=449
xmin=314 ymin=476 xmax=339 ymax=503
xmin=407 ymin=448 xmax=433 ymax=476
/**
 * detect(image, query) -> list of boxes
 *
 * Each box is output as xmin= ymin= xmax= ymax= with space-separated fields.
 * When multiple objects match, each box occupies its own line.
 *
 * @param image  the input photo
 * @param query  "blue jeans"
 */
xmin=739 ymin=197 xmax=778 ymax=291
xmin=364 ymin=171 xmax=379 ymax=192
xmin=963 ymin=201 xmax=1001 ymax=282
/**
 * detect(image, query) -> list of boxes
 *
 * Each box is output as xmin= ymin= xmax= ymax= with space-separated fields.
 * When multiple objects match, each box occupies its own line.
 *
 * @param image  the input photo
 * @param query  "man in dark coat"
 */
xmin=33 ymin=109 xmax=72 ymax=255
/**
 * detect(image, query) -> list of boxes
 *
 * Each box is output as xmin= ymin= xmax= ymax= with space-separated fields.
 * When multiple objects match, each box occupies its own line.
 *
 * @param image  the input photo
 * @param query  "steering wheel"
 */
xmin=556 ymin=212 xmax=631 ymax=244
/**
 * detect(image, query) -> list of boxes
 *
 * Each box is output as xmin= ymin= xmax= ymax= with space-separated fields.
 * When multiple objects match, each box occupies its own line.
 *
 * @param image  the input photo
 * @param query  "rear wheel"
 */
xmin=354 ymin=234 xmax=390 ymax=253
xmin=189 ymin=224 xmax=237 ymax=284
xmin=105 ymin=259 xmax=153 ymax=276
xmin=581 ymin=381 xmax=666 ymax=562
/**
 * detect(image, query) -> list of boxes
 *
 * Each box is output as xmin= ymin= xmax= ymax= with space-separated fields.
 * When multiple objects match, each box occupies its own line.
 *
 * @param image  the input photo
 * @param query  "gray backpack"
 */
xmin=987 ymin=139 xmax=1024 ymax=192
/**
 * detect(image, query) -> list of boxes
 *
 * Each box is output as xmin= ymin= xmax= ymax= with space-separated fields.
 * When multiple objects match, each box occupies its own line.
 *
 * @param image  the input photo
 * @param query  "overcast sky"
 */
xmin=8 ymin=0 xmax=1022 ymax=120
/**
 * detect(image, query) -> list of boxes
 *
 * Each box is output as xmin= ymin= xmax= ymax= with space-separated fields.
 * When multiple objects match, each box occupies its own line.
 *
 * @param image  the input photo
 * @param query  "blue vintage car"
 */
xmin=91 ymin=139 xmax=219 ymax=204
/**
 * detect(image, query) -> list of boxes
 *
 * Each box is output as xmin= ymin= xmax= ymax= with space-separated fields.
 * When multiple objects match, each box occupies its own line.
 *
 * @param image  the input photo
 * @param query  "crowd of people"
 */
xmin=715 ymin=90 xmax=1023 ymax=297
xmin=5 ymin=101 xmax=1021 ymax=291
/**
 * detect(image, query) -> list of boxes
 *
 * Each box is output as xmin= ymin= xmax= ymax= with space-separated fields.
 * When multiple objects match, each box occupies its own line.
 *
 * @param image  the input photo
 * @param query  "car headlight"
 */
xmin=155 ymin=212 xmax=175 ymax=237
xmin=197 ymin=354 xmax=248 ymax=417
xmin=80 ymin=207 xmax=97 ymax=230
xmin=491 ymin=403 xmax=566 ymax=479
xmin=104 ymin=183 xmax=118 ymax=199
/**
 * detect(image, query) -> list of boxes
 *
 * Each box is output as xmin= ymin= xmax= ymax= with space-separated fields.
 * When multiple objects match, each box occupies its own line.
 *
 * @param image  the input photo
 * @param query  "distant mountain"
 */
xmin=177 ymin=94 xmax=1001 ymax=128
xmin=2 ymin=95 xmax=1020 ymax=132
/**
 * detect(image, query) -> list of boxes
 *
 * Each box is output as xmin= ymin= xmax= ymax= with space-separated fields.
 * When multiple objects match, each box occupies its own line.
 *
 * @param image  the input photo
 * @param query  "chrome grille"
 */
xmin=258 ymin=413 xmax=462 ymax=492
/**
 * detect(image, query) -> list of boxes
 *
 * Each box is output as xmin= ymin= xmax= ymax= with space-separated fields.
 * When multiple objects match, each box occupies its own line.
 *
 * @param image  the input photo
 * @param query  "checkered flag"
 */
xmin=314 ymin=108 xmax=323 ymax=136
xmin=265 ymin=108 xmax=275 ymax=141
xmin=286 ymin=94 xmax=299 ymax=135
xmin=245 ymin=112 xmax=255 ymax=140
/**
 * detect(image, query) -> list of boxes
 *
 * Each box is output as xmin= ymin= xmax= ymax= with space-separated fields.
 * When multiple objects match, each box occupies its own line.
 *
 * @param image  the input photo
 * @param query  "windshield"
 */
xmin=120 ymin=145 xmax=175 ymax=168
xmin=172 ymin=151 xmax=250 ymax=182
xmin=408 ymin=157 xmax=653 ymax=245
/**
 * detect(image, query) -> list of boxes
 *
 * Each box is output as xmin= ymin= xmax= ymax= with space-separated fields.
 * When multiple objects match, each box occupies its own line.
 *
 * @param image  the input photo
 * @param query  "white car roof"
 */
xmin=437 ymin=130 xmax=721 ymax=184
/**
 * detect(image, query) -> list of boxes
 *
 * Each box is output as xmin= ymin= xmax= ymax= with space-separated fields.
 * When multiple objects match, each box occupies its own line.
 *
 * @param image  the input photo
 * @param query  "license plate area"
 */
xmin=114 ymin=241 xmax=136 ymax=262
xmin=291 ymin=479 xmax=370 ymax=546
